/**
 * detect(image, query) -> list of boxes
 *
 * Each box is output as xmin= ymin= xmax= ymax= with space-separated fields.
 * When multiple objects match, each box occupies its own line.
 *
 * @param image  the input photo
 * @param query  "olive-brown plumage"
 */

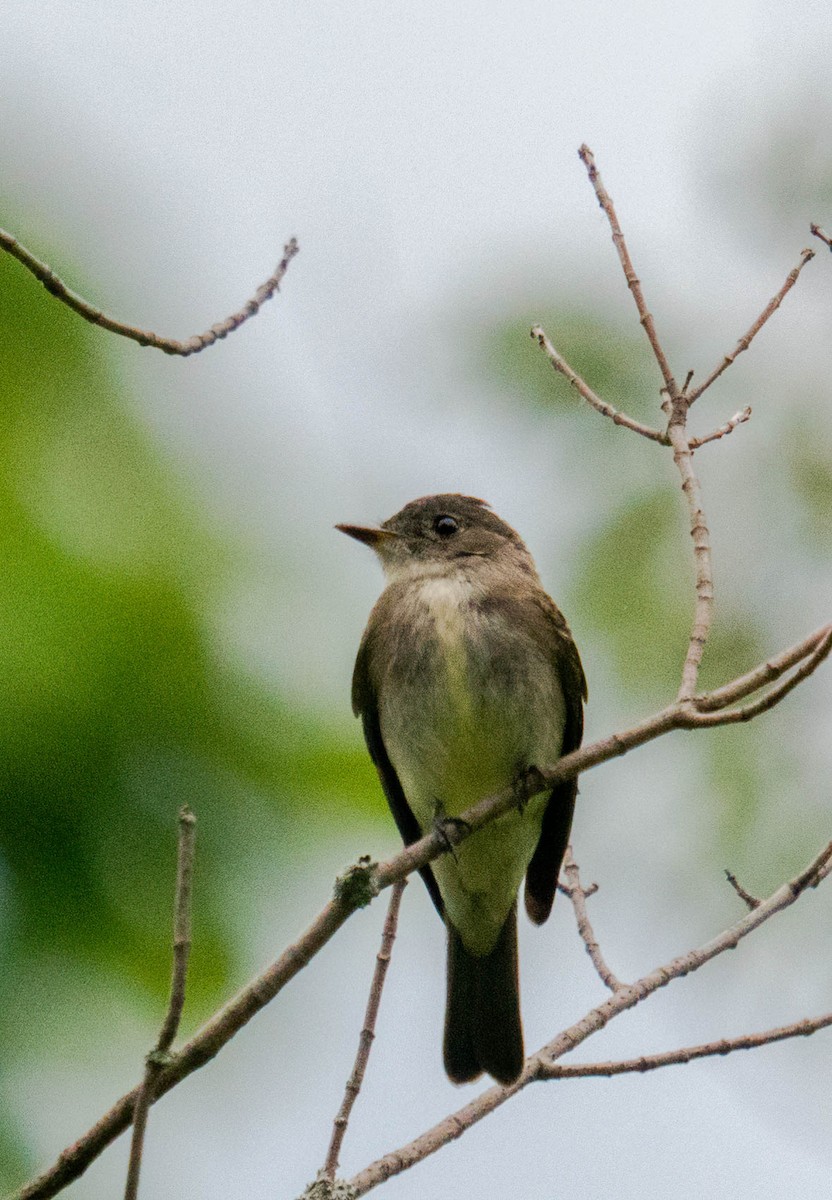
xmin=339 ymin=495 xmax=586 ymax=1085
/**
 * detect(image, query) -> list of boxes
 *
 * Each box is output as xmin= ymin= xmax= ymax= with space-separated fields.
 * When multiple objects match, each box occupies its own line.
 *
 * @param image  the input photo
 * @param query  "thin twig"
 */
xmin=810 ymin=223 xmax=832 ymax=251
xmin=664 ymin=393 xmax=714 ymax=701
xmin=0 ymin=228 xmax=298 ymax=356
xmin=322 ymin=880 xmax=407 ymax=1183
xmin=530 ymin=325 xmax=668 ymax=443
xmin=349 ymin=839 xmax=832 ymax=1195
xmin=724 ymin=870 xmax=760 ymax=911
xmin=11 ymin=622 xmax=831 ymax=1200
xmin=578 ymin=144 xmax=678 ymax=397
xmin=687 ymin=248 xmax=815 ymax=404
xmin=691 ymin=628 xmax=832 ymax=725
xmin=123 ymin=806 xmax=196 ymax=1200
xmin=688 ymin=407 xmax=752 ymax=449
xmin=539 ymin=1010 xmax=832 ymax=1078
xmin=561 ymin=849 xmax=622 ymax=992
xmin=694 ymin=623 xmax=831 ymax=712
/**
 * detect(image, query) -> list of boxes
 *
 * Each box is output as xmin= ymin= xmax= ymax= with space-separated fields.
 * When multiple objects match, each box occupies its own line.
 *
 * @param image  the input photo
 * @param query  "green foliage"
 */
xmin=785 ymin=412 xmax=832 ymax=551
xmin=0 ymin=224 xmax=378 ymax=1189
xmin=571 ymin=486 xmax=690 ymax=695
xmin=484 ymin=309 xmax=659 ymax=423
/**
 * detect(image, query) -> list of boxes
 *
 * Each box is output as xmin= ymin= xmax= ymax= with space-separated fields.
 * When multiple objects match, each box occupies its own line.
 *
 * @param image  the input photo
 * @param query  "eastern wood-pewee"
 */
xmin=338 ymin=495 xmax=586 ymax=1085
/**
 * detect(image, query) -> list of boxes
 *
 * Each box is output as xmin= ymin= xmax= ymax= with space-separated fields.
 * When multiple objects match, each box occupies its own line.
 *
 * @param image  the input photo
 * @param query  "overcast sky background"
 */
xmin=2 ymin=3 xmax=831 ymax=1197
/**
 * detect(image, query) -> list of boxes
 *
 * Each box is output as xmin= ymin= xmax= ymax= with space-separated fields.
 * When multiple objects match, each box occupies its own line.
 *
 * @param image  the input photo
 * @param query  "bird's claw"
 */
xmin=433 ymin=815 xmax=471 ymax=862
xmin=513 ymin=765 xmax=547 ymax=813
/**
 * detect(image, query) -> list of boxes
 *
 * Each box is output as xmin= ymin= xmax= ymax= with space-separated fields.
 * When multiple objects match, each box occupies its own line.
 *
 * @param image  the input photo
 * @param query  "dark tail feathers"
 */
xmin=443 ymin=903 xmax=523 ymax=1086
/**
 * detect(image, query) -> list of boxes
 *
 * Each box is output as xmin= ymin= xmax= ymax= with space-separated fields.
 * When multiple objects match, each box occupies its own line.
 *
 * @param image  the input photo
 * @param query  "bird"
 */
xmin=337 ymin=494 xmax=586 ymax=1085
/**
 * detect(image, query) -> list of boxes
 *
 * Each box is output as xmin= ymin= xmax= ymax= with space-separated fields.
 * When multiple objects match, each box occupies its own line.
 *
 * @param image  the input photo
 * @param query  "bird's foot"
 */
xmin=433 ymin=814 xmax=471 ymax=862
xmin=513 ymin=764 xmax=547 ymax=813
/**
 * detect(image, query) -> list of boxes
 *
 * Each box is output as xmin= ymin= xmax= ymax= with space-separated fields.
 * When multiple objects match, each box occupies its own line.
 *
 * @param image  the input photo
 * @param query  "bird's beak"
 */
xmin=336 ymin=523 xmax=400 ymax=549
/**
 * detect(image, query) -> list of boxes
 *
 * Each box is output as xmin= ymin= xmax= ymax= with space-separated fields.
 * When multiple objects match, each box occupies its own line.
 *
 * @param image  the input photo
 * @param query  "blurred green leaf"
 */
xmin=0 ymin=218 xmax=380 ymax=1185
xmin=785 ymin=413 xmax=832 ymax=551
xmin=570 ymin=485 xmax=691 ymax=696
xmin=483 ymin=308 xmax=660 ymax=423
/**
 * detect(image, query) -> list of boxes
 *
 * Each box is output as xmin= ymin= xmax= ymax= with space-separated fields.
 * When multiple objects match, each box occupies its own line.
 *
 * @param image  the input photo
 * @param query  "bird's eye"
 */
xmin=434 ymin=515 xmax=459 ymax=537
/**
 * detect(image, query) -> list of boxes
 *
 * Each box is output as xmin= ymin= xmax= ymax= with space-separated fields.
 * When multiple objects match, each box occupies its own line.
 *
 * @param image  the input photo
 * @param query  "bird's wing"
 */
xmin=522 ymin=593 xmax=587 ymax=925
xmin=352 ymin=623 xmax=445 ymax=916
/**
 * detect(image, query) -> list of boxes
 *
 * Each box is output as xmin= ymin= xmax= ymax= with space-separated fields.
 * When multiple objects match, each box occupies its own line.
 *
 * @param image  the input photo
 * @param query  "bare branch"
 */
xmin=810 ymin=223 xmax=832 ymax=251
xmin=664 ymin=393 xmax=714 ymax=701
xmin=561 ymin=849 xmax=622 ymax=992
xmin=0 ymin=227 xmax=298 ymax=356
xmin=688 ymin=406 xmax=752 ymax=450
xmin=530 ymin=325 xmax=668 ymax=443
xmin=12 ymin=623 xmax=831 ymax=1200
xmin=123 ymin=806 xmax=196 ymax=1200
xmin=540 ymin=1010 xmax=832 ymax=1079
xmin=322 ymin=880 xmax=407 ymax=1183
xmin=690 ymin=626 xmax=832 ymax=725
xmin=687 ymin=248 xmax=815 ymax=404
xmin=724 ymin=870 xmax=760 ymax=911
xmin=349 ymin=839 xmax=832 ymax=1195
xmin=578 ymin=144 xmax=678 ymax=397
xmin=694 ymin=623 xmax=831 ymax=712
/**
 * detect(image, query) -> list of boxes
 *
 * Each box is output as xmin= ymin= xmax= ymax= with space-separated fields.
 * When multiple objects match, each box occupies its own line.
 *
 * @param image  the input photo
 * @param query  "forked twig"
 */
xmin=123 ymin=806 xmax=196 ymax=1200
xmin=561 ymin=849 xmax=622 ymax=992
xmin=348 ymin=840 xmax=832 ymax=1195
xmin=11 ymin=619 xmax=830 ymax=1200
xmin=0 ymin=228 xmax=298 ymax=356
xmin=9 ymin=147 xmax=832 ymax=1200
xmin=540 ymin=1010 xmax=832 ymax=1078
xmin=692 ymin=628 xmax=832 ymax=723
xmin=321 ymin=880 xmax=407 ymax=1183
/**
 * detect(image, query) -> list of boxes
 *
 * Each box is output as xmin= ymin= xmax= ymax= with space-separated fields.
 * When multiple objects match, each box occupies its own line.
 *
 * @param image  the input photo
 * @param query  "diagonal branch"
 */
xmin=578 ymin=144 xmax=678 ymax=397
xmin=0 ymin=227 xmax=298 ymax=356
xmin=530 ymin=325 xmax=668 ymax=443
xmin=692 ymin=625 xmax=832 ymax=721
xmin=10 ymin=622 xmax=831 ymax=1200
xmin=321 ymin=879 xmax=407 ymax=1183
xmin=687 ymin=248 xmax=815 ymax=404
xmin=540 ymin=1010 xmax=832 ymax=1079
xmin=348 ymin=839 xmax=832 ymax=1195
xmin=688 ymin=406 xmax=752 ymax=449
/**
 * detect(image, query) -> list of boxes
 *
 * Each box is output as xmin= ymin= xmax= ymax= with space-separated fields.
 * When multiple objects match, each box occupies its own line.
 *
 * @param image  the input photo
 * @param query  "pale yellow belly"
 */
xmin=383 ymin=686 xmax=559 ymax=955
xmin=377 ymin=570 xmax=565 ymax=955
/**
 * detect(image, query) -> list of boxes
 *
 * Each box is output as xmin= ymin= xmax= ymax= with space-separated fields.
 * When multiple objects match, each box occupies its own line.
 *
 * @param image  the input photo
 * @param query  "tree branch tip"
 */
xmin=724 ymin=869 xmax=761 ymax=910
xmin=810 ymin=223 xmax=832 ymax=250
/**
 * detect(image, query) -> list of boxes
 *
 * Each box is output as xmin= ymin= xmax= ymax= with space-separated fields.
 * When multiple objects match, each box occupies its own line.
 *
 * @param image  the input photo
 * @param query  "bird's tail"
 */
xmin=443 ymin=902 xmax=524 ymax=1086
